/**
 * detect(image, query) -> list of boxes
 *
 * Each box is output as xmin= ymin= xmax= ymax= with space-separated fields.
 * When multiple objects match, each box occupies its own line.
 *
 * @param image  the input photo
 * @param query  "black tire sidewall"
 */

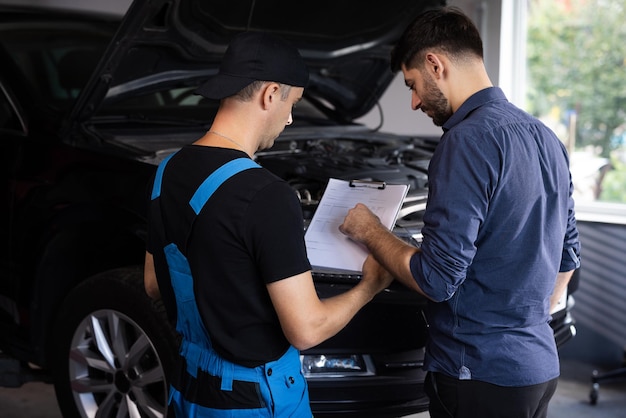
xmin=51 ymin=266 xmax=178 ymax=418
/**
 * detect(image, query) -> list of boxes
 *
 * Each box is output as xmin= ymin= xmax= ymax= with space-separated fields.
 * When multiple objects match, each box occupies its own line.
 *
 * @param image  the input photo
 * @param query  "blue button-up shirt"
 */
xmin=410 ymin=87 xmax=581 ymax=386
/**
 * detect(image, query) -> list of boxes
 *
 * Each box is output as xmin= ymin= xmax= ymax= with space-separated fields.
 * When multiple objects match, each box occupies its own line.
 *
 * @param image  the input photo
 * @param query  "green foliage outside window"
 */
xmin=526 ymin=0 xmax=626 ymax=203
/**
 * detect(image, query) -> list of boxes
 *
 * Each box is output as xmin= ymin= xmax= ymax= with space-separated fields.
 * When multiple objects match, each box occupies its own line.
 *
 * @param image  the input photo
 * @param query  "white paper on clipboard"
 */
xmin=304 ymin=178 xmax=409 ymax=273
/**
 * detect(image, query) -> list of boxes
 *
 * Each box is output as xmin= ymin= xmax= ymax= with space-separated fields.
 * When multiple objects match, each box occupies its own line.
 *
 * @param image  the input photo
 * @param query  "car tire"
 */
xmin=51 ymin=267 xmax=178 ymax=418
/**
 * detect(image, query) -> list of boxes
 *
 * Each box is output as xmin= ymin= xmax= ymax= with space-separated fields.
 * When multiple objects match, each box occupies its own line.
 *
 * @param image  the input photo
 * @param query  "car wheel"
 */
xmin=51 ymin=267 xmax=179 ymax=418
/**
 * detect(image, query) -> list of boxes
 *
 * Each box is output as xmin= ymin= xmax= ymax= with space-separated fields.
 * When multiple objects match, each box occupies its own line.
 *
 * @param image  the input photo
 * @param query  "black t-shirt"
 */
xmin=147 ymin=145 xmax=311 ymax=367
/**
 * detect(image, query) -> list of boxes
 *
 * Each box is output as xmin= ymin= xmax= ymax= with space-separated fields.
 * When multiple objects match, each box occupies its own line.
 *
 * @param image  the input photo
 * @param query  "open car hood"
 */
xmin=72 ymin=0 xmax=445 ymax=125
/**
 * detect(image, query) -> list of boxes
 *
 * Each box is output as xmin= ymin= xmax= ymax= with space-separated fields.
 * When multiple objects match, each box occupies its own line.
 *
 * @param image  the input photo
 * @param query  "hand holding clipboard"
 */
xmin=304 ymin=178 xmax=409 ymax=273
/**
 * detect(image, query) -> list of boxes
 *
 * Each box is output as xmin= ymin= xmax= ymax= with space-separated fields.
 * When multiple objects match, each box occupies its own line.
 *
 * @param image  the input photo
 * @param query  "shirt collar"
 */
xmin=442 ymin=87 xmax=507 ymax=132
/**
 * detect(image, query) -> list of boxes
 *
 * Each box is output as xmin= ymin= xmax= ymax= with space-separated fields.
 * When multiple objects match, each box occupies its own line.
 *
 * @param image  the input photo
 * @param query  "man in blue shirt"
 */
xmin=339 ymin=7 xmax=581 ymax=418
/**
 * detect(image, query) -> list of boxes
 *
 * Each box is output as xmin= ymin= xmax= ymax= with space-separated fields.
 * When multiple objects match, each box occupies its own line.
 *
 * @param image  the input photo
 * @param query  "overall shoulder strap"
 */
xmin=189 ymin=157 xmax=261 ymax=214
xmin=151 ymin=153 xmax=260 ymax=206
xmin=151 ymin=152 xmax=176 ymax=200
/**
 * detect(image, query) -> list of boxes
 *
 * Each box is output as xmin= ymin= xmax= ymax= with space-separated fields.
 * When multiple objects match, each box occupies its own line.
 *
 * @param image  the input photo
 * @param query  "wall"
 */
xmin=560 ymin=220 xmax=626 ymax=367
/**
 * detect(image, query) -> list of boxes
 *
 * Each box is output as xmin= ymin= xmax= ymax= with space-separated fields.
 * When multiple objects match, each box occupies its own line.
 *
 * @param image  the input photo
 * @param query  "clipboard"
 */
xmin=304 ymin=178 xmax=410 ymax=273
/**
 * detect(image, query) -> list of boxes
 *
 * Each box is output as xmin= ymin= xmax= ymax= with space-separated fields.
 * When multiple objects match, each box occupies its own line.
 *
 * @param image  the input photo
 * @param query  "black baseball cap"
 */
xmin=195 ymin=31 xmax=309 ymax=100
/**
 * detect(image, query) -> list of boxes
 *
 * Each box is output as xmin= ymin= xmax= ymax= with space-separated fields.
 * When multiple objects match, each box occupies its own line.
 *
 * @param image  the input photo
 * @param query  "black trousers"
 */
xmin=424 ymin=371 xmax=558 ymax=418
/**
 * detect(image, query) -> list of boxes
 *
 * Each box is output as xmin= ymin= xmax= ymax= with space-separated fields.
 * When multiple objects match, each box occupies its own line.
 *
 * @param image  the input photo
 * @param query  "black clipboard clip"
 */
xmin=349 ymin=179 xmax=386 ymax=190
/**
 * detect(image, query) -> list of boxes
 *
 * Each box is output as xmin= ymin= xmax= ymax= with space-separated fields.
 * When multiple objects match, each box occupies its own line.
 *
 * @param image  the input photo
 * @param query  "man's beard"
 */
xmin=422 ymin=73 xmax=452 ymax=127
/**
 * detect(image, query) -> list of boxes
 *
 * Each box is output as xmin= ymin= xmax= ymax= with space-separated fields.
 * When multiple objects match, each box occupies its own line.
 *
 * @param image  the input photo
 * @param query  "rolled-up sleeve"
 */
xmin=410 ymin=250 xmax=462 ymax=302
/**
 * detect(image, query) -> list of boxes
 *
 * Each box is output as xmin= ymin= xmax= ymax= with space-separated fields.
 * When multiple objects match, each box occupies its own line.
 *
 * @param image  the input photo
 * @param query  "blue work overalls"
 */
xmin=151 ymin=155 xmax=312 ymax=417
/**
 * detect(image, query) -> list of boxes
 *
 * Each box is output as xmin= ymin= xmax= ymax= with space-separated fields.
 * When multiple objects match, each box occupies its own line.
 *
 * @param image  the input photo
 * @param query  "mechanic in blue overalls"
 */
xmin=143 ymin=32 xmax=393 ymax=418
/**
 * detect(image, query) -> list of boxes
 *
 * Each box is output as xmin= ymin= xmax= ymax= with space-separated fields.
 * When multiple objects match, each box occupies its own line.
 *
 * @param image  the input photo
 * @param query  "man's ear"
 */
xmin=425 ymin=52 xmax=445 ymax=79
xmin=261 ymin=82 xmax=281 ymax=109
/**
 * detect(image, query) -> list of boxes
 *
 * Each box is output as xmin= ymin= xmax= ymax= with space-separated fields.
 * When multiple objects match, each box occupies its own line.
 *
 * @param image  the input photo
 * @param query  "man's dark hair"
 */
xmin=390 ymin=6 xmax=484 ymax=72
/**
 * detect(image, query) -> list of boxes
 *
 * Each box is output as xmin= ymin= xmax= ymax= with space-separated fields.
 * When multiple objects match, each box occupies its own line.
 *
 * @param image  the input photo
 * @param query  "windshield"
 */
xmin=0 ymin=23 xmax=114 ymax=113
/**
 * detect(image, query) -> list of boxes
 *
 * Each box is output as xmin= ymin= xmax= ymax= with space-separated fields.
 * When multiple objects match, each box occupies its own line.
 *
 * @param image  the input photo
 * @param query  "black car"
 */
xmin=0 ymin=1 xmax=577 ymax=417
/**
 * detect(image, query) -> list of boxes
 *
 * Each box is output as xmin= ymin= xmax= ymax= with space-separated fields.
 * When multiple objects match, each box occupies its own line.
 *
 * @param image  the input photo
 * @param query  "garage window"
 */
xmin=525 ymin=0 xmax=626 ymax=208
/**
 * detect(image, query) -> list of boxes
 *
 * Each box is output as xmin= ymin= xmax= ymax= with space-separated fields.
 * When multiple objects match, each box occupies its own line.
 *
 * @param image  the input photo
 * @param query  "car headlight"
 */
xmin=300 ymin=354 xmax=375 ymax=378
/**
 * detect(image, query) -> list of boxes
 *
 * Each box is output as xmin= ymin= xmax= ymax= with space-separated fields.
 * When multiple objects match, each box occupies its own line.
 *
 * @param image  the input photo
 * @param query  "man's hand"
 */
xmin=340 ymin=203 xmax=427 ymax=299
xmin=361 ymin=255 xmax=394 ymax=293
xmin=144 ymin=251 xmax=161 ymax=299
xmin=339 ymin=203 xmax=384 ymax=244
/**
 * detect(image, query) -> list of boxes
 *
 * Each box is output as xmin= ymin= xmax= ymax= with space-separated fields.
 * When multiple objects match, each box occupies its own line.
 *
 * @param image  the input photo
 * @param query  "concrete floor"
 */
xmin=0 ymin=359 xmax=624 ymax=418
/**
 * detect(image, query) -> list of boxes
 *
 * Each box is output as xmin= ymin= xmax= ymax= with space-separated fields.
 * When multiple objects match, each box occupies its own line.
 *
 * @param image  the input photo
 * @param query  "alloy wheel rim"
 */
xmin=68 ymin=309 xmax=167 ymax=418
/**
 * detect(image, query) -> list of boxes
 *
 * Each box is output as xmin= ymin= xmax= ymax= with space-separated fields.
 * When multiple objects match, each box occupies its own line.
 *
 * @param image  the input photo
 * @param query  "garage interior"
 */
xmin=0 ymin=0 xmax=624 ymax=417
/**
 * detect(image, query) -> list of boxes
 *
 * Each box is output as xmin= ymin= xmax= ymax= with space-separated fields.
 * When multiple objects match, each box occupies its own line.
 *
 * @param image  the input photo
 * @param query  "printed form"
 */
xmin=305 ymin=178 xmax=409 ymax=273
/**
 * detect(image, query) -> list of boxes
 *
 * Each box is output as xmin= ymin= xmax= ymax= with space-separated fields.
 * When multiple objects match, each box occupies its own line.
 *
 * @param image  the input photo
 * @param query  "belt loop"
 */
xmin=221 ymin=362 xmax=234 ymax=391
